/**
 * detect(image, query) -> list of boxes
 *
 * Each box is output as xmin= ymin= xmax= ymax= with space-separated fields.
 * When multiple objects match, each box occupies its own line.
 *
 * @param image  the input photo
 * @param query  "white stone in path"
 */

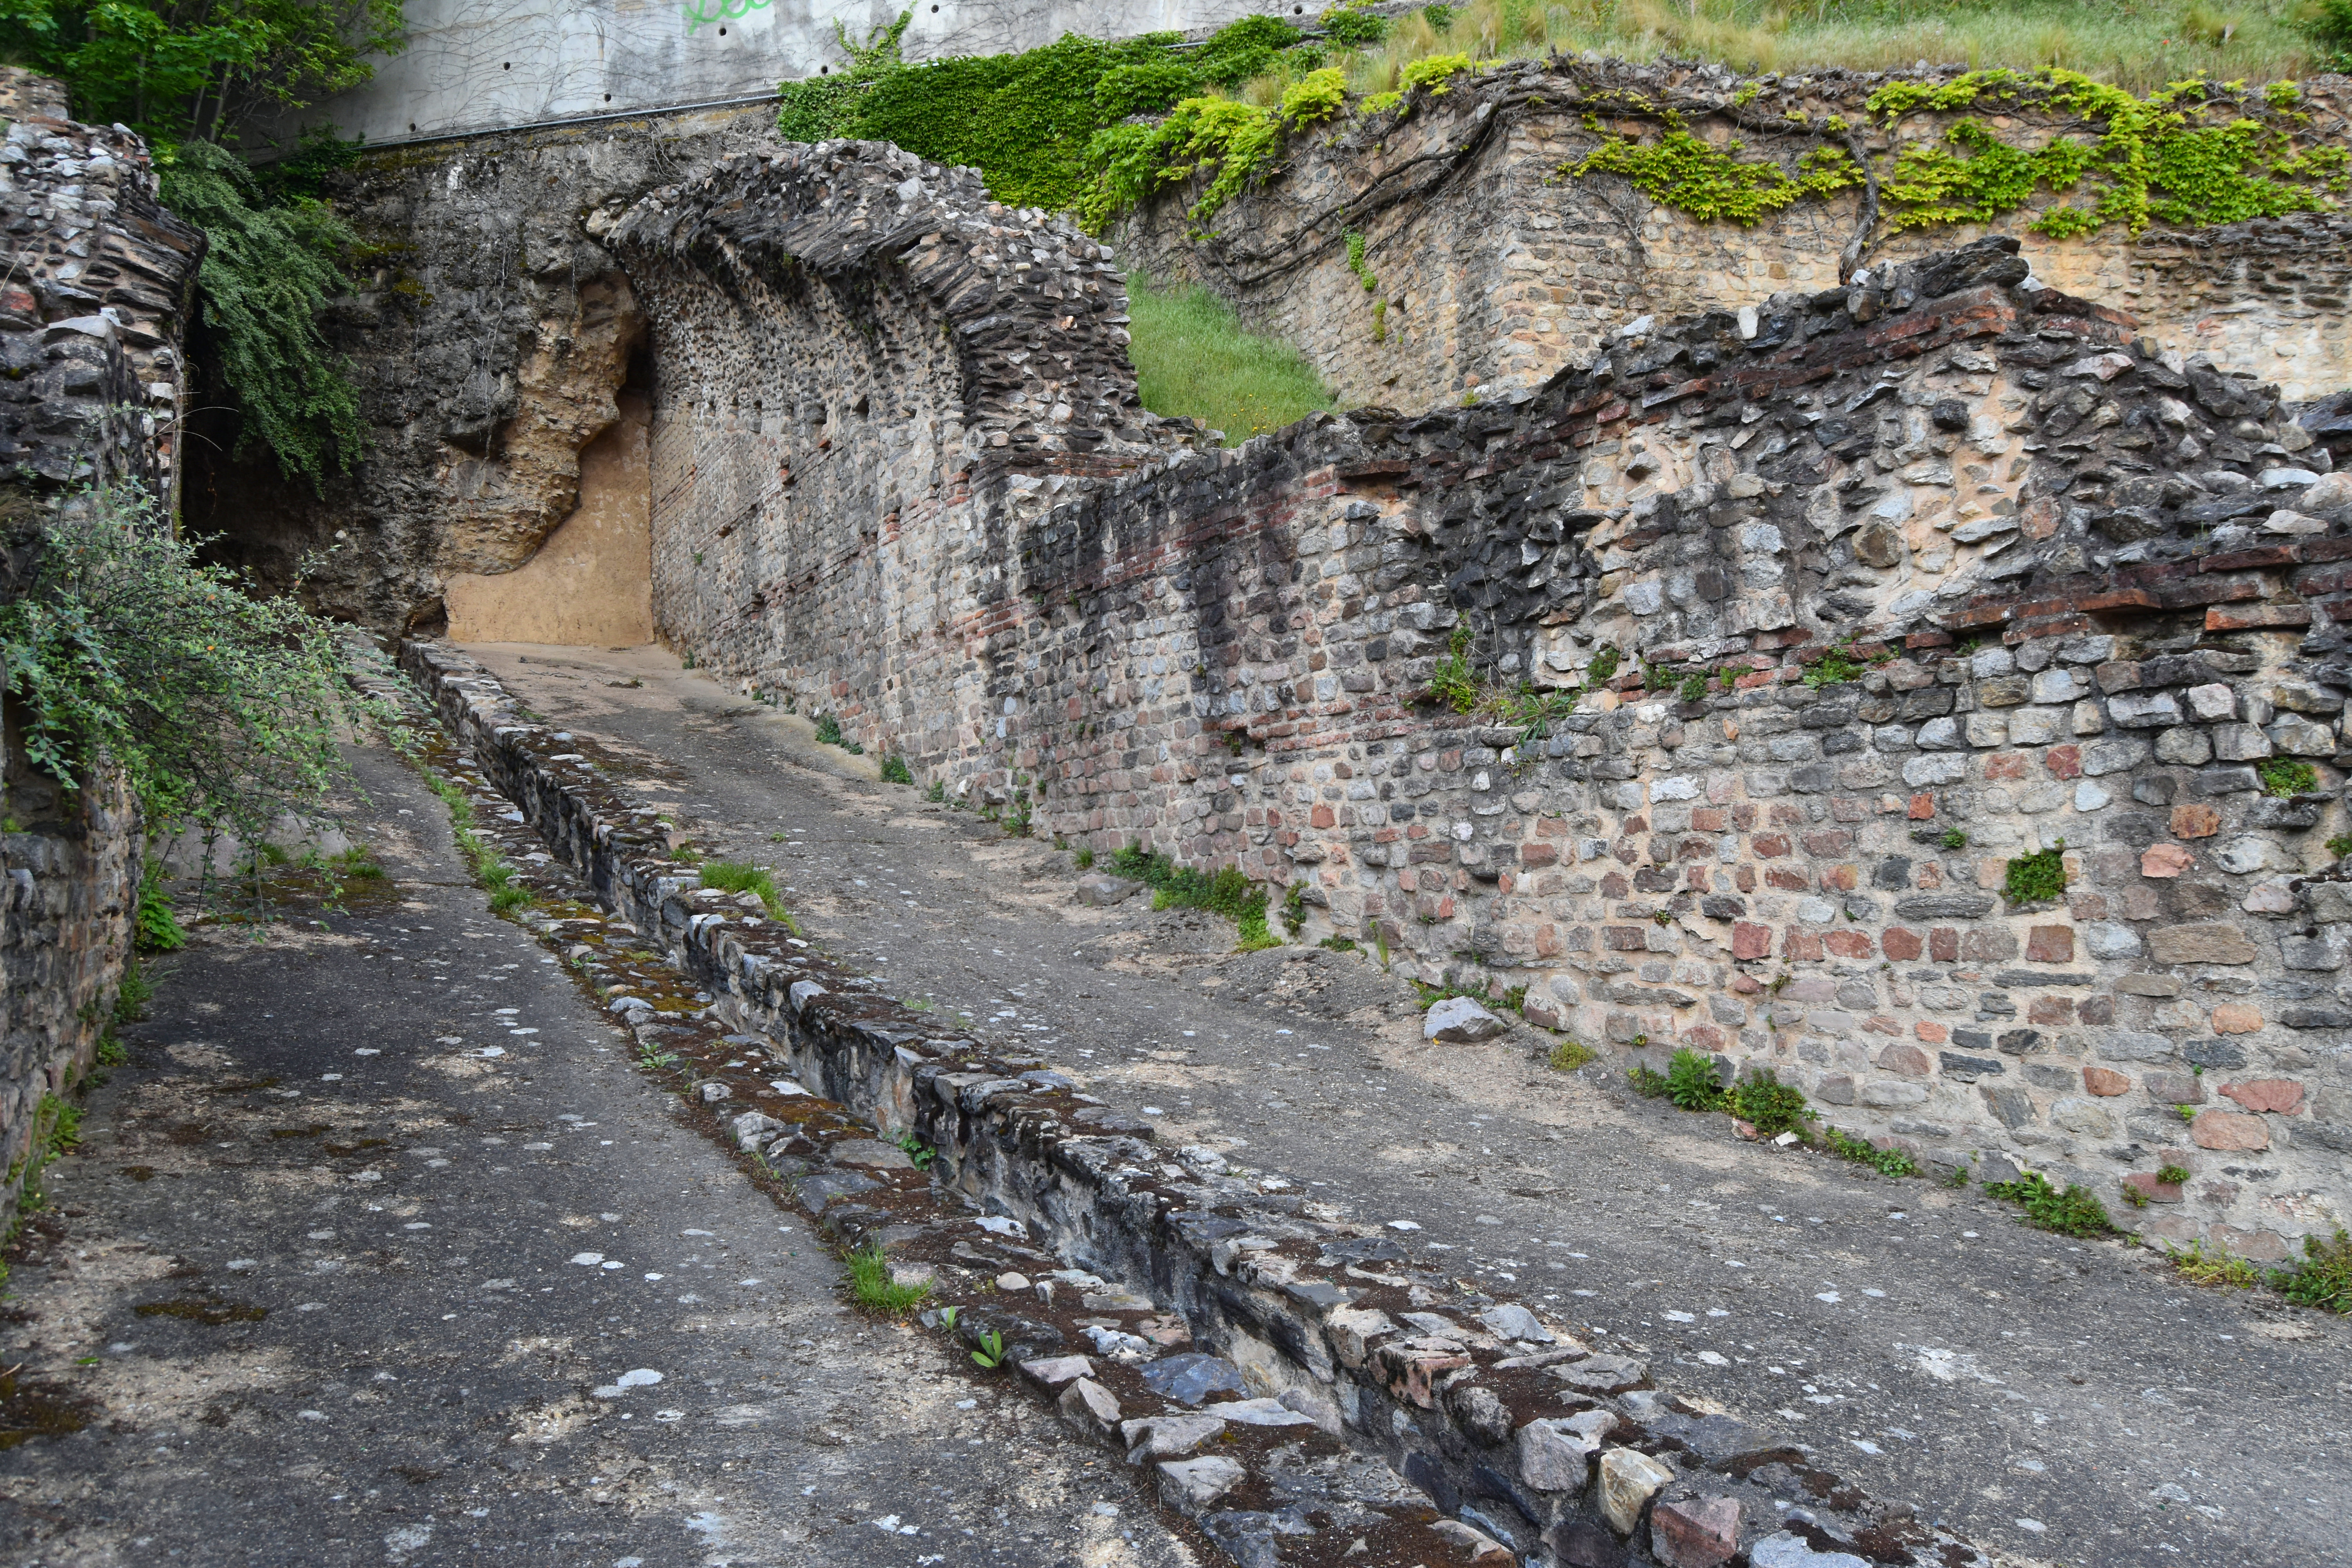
xmin=1425 ymin=996 xmax=1509 ymax=1043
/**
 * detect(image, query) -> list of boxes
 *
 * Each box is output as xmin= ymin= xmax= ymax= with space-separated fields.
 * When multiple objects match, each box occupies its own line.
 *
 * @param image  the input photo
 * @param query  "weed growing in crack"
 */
xmin=2002 ymin=840 xmax=2067 ymax=907
xmin=880 ymin=755 xmax=914 ymax=785
xmin=1627 ymin=1063 xmax=1671 ymax=1098
xmin=845 ymin=1241 xmax=931 ymax=1314
xmin=1728 ymin=1069 xmax=1808 ymax=1136
xmin=970 ymin=1327 xmax=1008 ymax=1369
xmin=1823 ymin=1127 xmax=1918 ymax=1178
xmin=2257 ymin=758 xmax=2318 ymax=797
xmin=893 ymin=1129 xmax=936 ymax=1171
xmin=1984 ymin=1171 xmax=2114 ymax=1236
xmin=1546 ymin=1037 xmax=1595 ymax=1072
xmin=700 ymin=861 xmax=799 ymax=931
xmin=1664 ymin=1047 xmax=1726 ymax=1111
xmin=1105 ymin=842 xmax=1277 ymax=949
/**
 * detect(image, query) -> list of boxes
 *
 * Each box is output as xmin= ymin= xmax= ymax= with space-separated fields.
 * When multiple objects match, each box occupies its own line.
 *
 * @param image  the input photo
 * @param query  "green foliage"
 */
xmin=1803 ymin=633 xmax=1875 ymax=689
xmin=701 ymin=861 xmax=793 ymax=924
xmin=1940 ymin=827 xmax=1968 ymax=850
xmin=1728 ymin=1068 xmax=1809 ymax=1135
xmin=1319 ymin=0 xmax=1388 ymax=47
xmin=1628 ymin=1062 xmax=1671 ymax=1098
xmin=2256 ymin=757 xmax=2318 ymax=797
xmin=845 ymin=1241 xmax=931 ymax=1314
xmin=2310 ymin=0 xmax=2352 ymax=64
xmin=1825 ymin=1126 xmax=1918 ymax=1177
xmin=113 ymin=956 xmax=154 ymax=1023
xmin=1677 ymin=669 xmax=1709 ymax=702
xmin=892 ymin=1128 xmax=937 ymax=1171
xmin=2157 ymin=1162 xmax=2191 ymax=1185
xmin=0 ymin=485 xmax=372 ymax=842
xmin=1430 ymin=624 xmax=1480 ymax=711
xmin=158 ymin=140 xmax=365 ymax=486
xmin=39 ymin=1092 xmax=81 ymax=1157
xmin=1664 ymin=1046 xmax=1726 ymax=1111
xmin=1074 ymin=846 xmax=1095 ymax=870
xmin=1547 ymin=1037 xmax=1596 ymax=1071
xmin=1984 ymin=1170 xmax=2115 ymax=1235
xmin=2003 ymin=840 xmax=2069 ymax=906
xmin=2167 ymin=1236 xmax=2263 ymax=1288
xmin=1568 ymin=121 xmax=1863 ymax=224
xmin=1586 ymin=645 xmax=1622 ymax=685
xmin=96 ymin=1029 xmax=128 ymax=1067
xmin=970 ymin=1327 xmax=1009 ymax=1368
xmin=1124 ymin=276 xmax=1335 ymax=443
xmin=810 ymin=713 xmax=864 ymax=755
xmin=1106 ymin=842 xmax=1278 ymax=948
xmin=880 ymin=755 xmax=914 ymax=785
xmin=0 ymin=0 xmax=403 ymax=146
xmin=1282 ymin=880 xmax=1308 ymax=936
xmin=1319 ymin=933 xmax=1358 ymax=951
xmin=2272 ymin=1227 xmax=2351 ymax=1313
xmin=135 ymin=868 xmax=186 ymax=952
xmin=926 ymin=778 xmax=947 ymax=803
xmin=1345 ymin=228 xmax=1379 ymax=292
xmin=2328 ymin=833 xmax=2352 ymax=860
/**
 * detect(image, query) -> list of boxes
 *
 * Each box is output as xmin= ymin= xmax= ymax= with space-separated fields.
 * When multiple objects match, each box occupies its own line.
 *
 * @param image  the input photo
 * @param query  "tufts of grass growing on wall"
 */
xmin=1125 ymin=276 xmax=1336 ymax=445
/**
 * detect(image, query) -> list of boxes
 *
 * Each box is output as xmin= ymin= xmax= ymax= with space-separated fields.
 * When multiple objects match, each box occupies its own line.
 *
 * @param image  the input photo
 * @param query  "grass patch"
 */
xmin=1105 ymin=842 xmax=1279 ymax=949
xmin=2166 ymin=1227 xmax=2351 ymax=1314
xmin=1548 ymin=1037 xmax=1596 ymax=1071
xmin=113 ymin=959 xmax=154 ymax=1025
xmin=1126 ymin=276 xmax=1335 ymax=445
xmin=844 ymin=1241 xmax=931 ymax=1314
xmin=2167 ymin=1236 xmax=2265 ymax=1289
xmin=700 ymin=861 xmax=796 ymax=927
xmin=1824 ymin=1126 xmax=1919 ymax=1178
xmin=1984 ymin=1170 xmax=2115 ymax=1235
xmin=426 ymin=773 xmax=533 ymax=915
xmin=2002 ymin=840 xmax=2067 ymax=906
xmin=1628 ymin=1062 xmax=1671 ymax=1098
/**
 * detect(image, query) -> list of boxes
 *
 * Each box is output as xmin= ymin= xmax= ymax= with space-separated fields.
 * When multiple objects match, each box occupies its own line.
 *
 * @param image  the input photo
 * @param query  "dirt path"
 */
xmin=458 ymin=640 xmax=2352 ymax=1568
xmin=0 ymin=736 xmax=1191 ymax=1568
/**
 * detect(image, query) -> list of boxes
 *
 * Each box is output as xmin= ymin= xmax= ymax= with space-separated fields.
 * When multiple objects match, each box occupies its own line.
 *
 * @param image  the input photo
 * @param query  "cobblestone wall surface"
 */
xmin=0 ymin=71 xmax=190 ymax=1230
xmin=641 ymin=215 xmax=2348 ymax=1256
xmin=0 ymin=64 xmax=202 ymax=515
xmin=1114 ymin=58 xmax=2352 ymax=409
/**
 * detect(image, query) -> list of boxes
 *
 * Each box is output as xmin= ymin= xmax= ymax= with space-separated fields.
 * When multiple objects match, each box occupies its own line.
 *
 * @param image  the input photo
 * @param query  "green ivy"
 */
xmin=2003 ymin=840 xmax=2069 ymax=906
xmin=1566 ymin=68 xmax=2348 ymax=244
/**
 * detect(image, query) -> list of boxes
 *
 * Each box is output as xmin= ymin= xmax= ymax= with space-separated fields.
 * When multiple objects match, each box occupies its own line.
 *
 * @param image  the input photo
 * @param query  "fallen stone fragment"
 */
xmin=1083 ymin=1325 xmax=1155 ymax=1361
xmin=1495 ymin=1342 xmax=1590 ymax=1369
xmin=1552 ymin=1353 xmax=1650 ymax=1396
xmin=1325 ymin=1305 xmax=1395 ymax=1367
xmin=1431 ymin=1518 xmax=1514 ymax=1560
xmin=1426 ymin=996 xmax=1510 ymax=1042
xmin=1215 ymin=1397 xmax=1318 ymax=1428
xmin=1056 ymin=1376 xmax=1120 ymax=1436
xmin=1479 ymin=1302 xmax=1553 ymax=1343
xmin=1075 ymin=872 xmax=1139 ymax=906
xmin=1139 ymin=1352 xmax=1246 ymax=1406
xmin=1156 ymin=1455 xmax=1245 ymax=1514
xmin=1121 ymin=1412 xmax=1227 ymax=1462
xmin=826 ymin=1138 xmax=914 ymax=1169
xmin=1546 ymin=1517 xmax=1624 ymax=1568
xmin=1749 ymin=1532 xmax=1873 ymax=1568
xmin=995 ymin=1272 xmax=1030 ymax=1291
xmin=728 ymin=1111 xmax=781 ymax=1150
xmin=1017 ymin=1354 xmax=1093 ymax=1388
xmin=1373 ymin=1339 xmax=1472 ymax=1408
xmin=1081 ymin=1289 xmax=1155 ymax=1313
xmin=1599 ymin=1447 xmax=1675 ymax=1534
xmin=1651 ymin=1496 xmax=1740 ymax=1568
xmin=793 ymin=1171 xmax=878 ymax=1210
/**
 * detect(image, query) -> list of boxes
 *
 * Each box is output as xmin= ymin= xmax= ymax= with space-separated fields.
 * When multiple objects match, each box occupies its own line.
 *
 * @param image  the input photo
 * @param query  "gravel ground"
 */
xmin=457 ymin=640 xmax=2352 ymax=1568
xmin=0 ymin=736 xmax=1194 ymax=1568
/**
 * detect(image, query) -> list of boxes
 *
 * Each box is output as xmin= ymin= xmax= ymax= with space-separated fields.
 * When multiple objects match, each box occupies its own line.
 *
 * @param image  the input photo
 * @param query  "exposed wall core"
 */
xmin=446 ymin=389 xmax=655 ymax=646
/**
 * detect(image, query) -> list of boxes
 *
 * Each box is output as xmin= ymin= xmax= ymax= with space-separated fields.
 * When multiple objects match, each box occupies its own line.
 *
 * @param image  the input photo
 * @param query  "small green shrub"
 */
xmin=926 ymin=779 xmax=947 ymax=803
xmin=1825 ymin=1127 xmax=1918 ymax=1178
xmin=1586 ymin=646 xmax=1622 ymax=685
xmin=113 ymin=960 xmax=154 ymax=1024
xmin=1429 ymin=624 xmax=1479 ymax=712
xmin=2272 ymin=1227 xmax=2351 ymax=1314
xmin=1628 ymin=1063 xmax=1671 ymax=1098
xmin=1664 ymin=1047 xmax=1726 ymax=1112
xmin=2168 ymin=1237 xmax=2263 ymax=1289
xmin=1108 ymin=844 xmax=1276 ymax=949
xmin=1802 ymin=635 xmax=1873 ymax=688
xmin=2003 ymin=840 xmax=2068 ymax=906
xmin=880 ymin=755 xmax=914 ymax=785
xmin=811 ymin=713 xmax=865 ymax=754
xmin=1283 ymin=881 xmax=1309 ymax=937
xmin=1942 ymin=1164 xmax=1971 ymax=1189
xmin=1319 ymin=934 xmax=1358 ymax=952
xmin=893 ymin=1129 xmax=937 ymax=1171
xmin=1074 ymin=847 xmax=1095 ymax=870
xmin=2256 ymin=758 xmax=2318 ymax=797
xmin=1677 ymin=670 xmax=1708 ymax=703
xmin=1940 ymin=828 xmax=1968 ymax=850
xmin=845 ymin=1241 xmax=931 ymax=1314
xmin=96 ymin=1030 xmax=129 ymax=1067
xmin=488 ymin=885 xmax=532 ymax=913
xmin=2329 ymin=834 xmax=2352 ymax=860
xmin=2156 ymin=1162 xmax=2191 ymax=1186
xmin=1548 ymin=1038 xmax=1595 ymax=1072
xmin=1728 ymin=1069 xmax=1808 ymax=1136
xmin=702 ymin=861 xmax=788 ymax=921
xmin=135 ymin=874 xmax=187 ymax=953
xmin=1984 ymin=1171 xmax=2114 ymax=1236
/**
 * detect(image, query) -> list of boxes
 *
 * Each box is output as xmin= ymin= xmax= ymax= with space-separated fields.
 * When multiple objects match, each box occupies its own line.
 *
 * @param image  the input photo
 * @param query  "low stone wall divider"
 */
xmin=400 ymin=635 xmax=1996 ymax=1568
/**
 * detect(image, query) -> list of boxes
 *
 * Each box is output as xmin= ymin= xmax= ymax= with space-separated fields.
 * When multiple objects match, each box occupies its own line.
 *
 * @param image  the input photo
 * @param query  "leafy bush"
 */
xmin=1627 ymin=1062 xmax=1671 ymax=1098
xmin=135 ymin=870 xmax=187 ymax=953
xmin=2301 ymin=0 xmax=2352 ymax=65
xmin=0 ymin=485 xmax=372 ymax=843
xmin=1664 ymin=1047 xmax=1726 ymax=1111
xmin=880 ymin=755 xmax=914 ymax=785
xmin=1984 ymin=1171 xmax=2114 ymax=1236
xmin=2003 ymin=840 xmax=2068 ymax=906
xmin=1728 ymin=1069 xmax=1808 ymax=1135
xmin=1105 ymin=842 xmax=1277 ymax=948
xmin=158 ymin=140 xmax=367 ymax=487
xmin=2256 ymin=757 xmax=2318 ymax=797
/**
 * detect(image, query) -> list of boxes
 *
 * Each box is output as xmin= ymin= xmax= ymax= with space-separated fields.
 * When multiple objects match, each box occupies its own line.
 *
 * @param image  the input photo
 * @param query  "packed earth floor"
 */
xmin=458 ymin=642 xmax=2348 ymax=1568
xmin=3 ymin=644 xmax=2346 ymax=1568
xmin=0 ymin=738 xmax=1194 ymax=1567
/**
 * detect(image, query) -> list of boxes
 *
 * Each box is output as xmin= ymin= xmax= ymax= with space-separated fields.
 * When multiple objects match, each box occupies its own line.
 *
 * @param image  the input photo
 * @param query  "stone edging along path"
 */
xmin=400 ymin=637 xmax=2005 ymax=1568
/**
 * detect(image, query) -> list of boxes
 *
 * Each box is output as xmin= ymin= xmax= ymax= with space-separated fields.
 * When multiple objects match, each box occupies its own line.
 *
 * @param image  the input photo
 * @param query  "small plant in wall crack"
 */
xmin=970 ymin=1328 xmax=1009 ymax=1369
xmin=2256 ymin=758 xmax=2318 ymax=798
xmin=1983 ymin=1171 xmax=2114 ymax=1237
xmin=2002 ymin=840 xmax=2067 ymax=907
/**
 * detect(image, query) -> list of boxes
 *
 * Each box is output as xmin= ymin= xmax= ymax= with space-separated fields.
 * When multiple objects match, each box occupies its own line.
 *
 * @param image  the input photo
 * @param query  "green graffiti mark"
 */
xmin=683 ymin=0 xmax=771 ymax=35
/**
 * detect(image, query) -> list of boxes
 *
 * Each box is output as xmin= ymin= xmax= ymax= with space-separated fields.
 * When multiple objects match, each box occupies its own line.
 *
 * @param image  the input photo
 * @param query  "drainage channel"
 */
xmin=391 ymin=637 xmax=2007 ymax=1568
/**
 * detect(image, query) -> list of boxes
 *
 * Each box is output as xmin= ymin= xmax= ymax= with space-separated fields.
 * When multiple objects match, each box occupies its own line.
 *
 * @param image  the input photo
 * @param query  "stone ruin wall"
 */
xmin=609 ymin=138 xmax=2349 ymax=1259
xmin=1115 ymin=58 xmax=2352 ymax=413
xmin=0 ymin=68 xmax=202 ymax=1227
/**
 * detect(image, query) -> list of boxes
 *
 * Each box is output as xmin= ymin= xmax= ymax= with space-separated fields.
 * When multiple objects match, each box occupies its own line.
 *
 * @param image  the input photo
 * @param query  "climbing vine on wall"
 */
xmin=1562 ymin=69 xmax=2350 ymax=244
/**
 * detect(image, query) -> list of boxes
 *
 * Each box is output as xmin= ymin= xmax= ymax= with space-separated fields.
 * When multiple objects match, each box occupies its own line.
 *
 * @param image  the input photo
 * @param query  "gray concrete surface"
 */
xmin=464 ymin=641 xmax=2352 ymax=1568
xmin=0 ymin=737 xmax=1194 ymax=1568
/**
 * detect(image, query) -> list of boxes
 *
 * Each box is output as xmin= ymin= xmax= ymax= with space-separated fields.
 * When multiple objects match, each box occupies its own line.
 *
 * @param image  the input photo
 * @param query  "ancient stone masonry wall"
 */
xmin=607 ymin=139 xmax=1203 ymax=766
xmin=0 ymin=65 xmax=203 ymax=516
xmin=638 ymin=199 xmax=2348 ymax=1254
xmin=402 ymin=636 xmax=2007 ymax=1568
xmin=187 ymin=103 xmax=781 ymax=628
xmin=0 ymin=71 xmax=196 ymax=1231
xmin=1114 ymin=57 xmax=2352 ymax=409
